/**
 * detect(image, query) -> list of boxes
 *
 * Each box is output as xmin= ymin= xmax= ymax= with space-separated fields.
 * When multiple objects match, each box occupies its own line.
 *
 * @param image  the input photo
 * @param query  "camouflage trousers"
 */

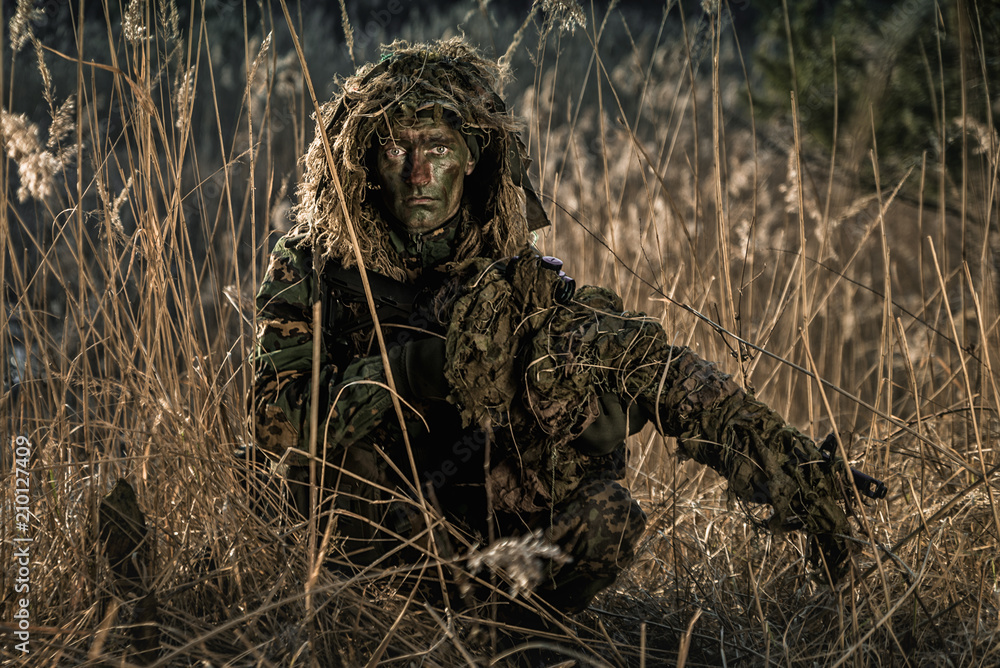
xmin=507 ymin=475 xmax=647 ymax=612
xmin=285 ymin=443 xmax=646 ymax=612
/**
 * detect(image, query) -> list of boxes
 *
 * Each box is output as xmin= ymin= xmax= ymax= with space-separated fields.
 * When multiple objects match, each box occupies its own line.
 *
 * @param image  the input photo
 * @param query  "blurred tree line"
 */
xmin=752 ymin=0 xmax=999 ymax=199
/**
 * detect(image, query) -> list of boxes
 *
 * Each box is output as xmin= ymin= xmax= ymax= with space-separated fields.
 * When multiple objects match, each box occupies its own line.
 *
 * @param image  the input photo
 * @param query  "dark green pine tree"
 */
xmin=753 ymin=0 xmax=999 ymax=198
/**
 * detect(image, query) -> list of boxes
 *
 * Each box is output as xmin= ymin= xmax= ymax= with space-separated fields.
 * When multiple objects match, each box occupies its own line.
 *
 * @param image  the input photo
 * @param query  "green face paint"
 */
xmin=375 ymin=118 xmax=476 ymax=235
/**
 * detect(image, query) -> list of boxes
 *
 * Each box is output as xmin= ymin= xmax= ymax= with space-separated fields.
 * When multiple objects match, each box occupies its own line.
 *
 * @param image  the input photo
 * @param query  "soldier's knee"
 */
xmin=600 ymin=494 xmax=646 ymax=567
xmin=563 ymin=479 xmax=646 ymax=566
xmin=593 ymin=479 xmax=645 ymax=531
xmin=540 ymin=488 xmax=646 ymax=612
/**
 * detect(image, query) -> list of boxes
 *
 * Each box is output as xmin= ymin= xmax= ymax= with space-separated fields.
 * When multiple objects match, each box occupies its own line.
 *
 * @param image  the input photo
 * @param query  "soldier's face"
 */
xmin=375 ymin=118 xmax=476 ymax=234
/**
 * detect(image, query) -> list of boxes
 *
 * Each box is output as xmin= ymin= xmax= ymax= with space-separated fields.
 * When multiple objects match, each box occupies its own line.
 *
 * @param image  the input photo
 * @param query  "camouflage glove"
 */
xmin=386 ymin=337 xmax=449 ymax=402
xmin=571 ymin=393 xmax=646 ymax=456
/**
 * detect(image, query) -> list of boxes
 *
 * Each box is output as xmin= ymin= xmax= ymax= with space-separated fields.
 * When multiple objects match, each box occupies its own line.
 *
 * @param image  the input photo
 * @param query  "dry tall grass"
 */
xmin=2 ymin=1 xmax=999 ymax=666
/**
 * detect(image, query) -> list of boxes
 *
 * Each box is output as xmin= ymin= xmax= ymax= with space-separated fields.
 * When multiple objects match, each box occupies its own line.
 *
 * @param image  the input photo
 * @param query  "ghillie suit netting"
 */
xmin=434 ymin=255 xmax=860 ymax=580
xmin=293 ymin=38 xmax=547 ymax=280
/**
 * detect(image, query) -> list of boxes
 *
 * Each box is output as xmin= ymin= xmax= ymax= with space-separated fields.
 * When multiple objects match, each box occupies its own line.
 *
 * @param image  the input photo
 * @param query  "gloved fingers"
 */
xmin=385 ymin=336 xmax=448 ymax=402
xmin=403 ymin=336 xmax=450 ymax=401
xmin=572 ymin=392 xmax=628 ymax=456
xmin=598 ymin=392 xmax=626 ymax=426
xmin=406 ymin=336 xmax=446 ymax=369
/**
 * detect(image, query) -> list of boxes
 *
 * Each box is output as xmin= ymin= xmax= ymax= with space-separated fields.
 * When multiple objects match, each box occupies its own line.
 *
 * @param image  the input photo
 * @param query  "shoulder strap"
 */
xmin=322 ymin=264 xmax=421 ymax=338
xmin=324 ymin=265 xmax=418 ymax=319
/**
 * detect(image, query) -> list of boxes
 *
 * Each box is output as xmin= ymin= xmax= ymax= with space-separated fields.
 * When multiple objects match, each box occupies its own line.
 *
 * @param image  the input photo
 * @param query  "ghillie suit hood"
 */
xmin=292 ymin=38 xmax=547 ymax=279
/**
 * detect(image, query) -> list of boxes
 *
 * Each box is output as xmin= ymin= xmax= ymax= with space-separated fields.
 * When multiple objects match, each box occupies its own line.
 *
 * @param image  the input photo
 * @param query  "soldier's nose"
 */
xmin=406 ymin=154 xmax=432 ymax=186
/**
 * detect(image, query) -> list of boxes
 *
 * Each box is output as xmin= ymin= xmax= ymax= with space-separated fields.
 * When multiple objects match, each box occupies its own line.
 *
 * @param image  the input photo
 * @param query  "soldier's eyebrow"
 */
xmin=422 ymin=131 xmax=459 ymax=143
xmin=382 ymin=128 xmax=462 ymax=147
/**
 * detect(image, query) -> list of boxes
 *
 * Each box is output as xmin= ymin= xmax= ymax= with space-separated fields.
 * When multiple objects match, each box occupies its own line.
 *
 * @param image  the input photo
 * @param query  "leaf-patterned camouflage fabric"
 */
xmin=441 ymin=256 xmax=857 ymax=580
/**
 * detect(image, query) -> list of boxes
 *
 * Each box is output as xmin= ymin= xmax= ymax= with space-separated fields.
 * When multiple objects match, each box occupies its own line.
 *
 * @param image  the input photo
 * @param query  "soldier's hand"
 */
xmin=571 ymin=393 xmax=646 ymax=456
xmin=387 ymin=336 xmax=450 ymax=402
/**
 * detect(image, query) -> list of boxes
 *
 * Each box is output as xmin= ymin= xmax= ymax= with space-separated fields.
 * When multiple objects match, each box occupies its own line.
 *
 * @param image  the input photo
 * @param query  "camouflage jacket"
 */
xmin=252 ymin=219 xmax=465 ymax=467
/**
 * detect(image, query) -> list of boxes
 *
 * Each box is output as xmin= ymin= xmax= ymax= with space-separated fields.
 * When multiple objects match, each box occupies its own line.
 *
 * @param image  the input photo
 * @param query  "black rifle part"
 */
xmin=503 ymin=254 xmax=576 ymax=304
xmin=817 ymin=432 xmax=888 ymax=501
xmin=323 ymin=264 xmax=420 ymax=326
xmin=749 ymin=432 xmax=887 ymax=526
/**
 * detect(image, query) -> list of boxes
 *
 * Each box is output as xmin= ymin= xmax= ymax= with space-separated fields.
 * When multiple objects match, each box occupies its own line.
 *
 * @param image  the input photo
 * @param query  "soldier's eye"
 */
xmin=386 ymin=147 xmax=405 ymax=158
xmin=431 ymin=145 xmax=450 ymax=155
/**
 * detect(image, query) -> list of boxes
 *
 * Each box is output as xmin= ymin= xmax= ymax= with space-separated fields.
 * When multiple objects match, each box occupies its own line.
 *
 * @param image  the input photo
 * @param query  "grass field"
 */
xmin=2 ymin=1 xmax=999 ymax=665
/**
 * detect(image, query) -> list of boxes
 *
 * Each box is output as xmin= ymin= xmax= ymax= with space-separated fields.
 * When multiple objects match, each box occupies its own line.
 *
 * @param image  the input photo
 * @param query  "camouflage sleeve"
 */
xmin=251 ymin=235 xmax=396 ymax=466
xmin=641 ymin=347 xmax=855 ymax=573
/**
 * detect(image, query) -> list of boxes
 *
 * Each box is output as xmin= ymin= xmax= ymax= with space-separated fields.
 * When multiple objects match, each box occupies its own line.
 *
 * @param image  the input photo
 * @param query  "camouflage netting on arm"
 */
xmin=440 ymin=257 xmax=856 ymax=578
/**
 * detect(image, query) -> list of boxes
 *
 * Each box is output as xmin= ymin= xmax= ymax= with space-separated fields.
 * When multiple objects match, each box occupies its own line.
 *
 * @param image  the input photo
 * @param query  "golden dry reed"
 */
xmin=1 ymin=1 xmax=998 ymax=666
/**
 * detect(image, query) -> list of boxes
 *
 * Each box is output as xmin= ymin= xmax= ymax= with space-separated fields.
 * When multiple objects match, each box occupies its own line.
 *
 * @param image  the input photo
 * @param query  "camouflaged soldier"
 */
xmin=254 ymin=38 xmax=863 ymax=613
xmin=252 ymin=38 xmax=646 ymax=612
